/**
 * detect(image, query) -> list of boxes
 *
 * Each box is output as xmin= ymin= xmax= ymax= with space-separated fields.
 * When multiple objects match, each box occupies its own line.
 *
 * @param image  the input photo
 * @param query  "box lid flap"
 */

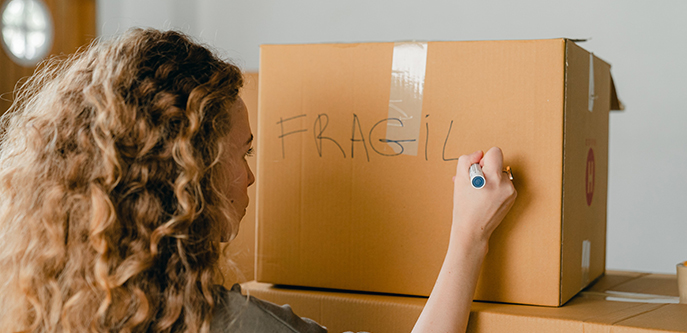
xmin=610 ymin=76 xmax=624 ymax=111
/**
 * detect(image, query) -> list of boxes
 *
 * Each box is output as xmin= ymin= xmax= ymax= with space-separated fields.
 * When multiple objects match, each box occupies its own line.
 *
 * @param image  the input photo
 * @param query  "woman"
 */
xmin=0 ymin=28 xmax=515 ymax=333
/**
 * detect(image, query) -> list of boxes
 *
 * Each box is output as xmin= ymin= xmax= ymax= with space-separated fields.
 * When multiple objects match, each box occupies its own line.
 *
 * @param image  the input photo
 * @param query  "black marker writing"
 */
xmin=276 ymin=113 xmax=466 ymax=162
xmin=368 ymin=118 xmax=416 ymax=157
xmin=277 ymin=114 xmax=307 ymax=159
xmin=425 ymin=121 xmax=429 ymax=161
xmin=314 ymin=114 xmax=346 ymax=158
xmin=442 ymin=120 xmax=459 ymax=161
xmin=351 ymin=114 xmax=370 ymax=162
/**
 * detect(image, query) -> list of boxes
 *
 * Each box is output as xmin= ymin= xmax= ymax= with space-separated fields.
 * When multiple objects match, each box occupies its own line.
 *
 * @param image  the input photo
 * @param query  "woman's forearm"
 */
xmin=412 ymin=147 xmax=516 ymax=333
xmin=411 ymin=237 xmax=488 ymax=333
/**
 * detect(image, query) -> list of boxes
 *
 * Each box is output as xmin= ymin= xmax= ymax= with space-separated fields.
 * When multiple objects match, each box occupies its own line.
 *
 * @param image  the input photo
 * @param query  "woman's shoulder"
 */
xmin=211 ymin=284 xmax=327 ymax=333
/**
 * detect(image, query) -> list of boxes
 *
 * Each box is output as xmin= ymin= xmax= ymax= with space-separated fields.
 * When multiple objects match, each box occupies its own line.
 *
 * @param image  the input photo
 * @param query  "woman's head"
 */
xmin=0 ymin=28 xmax=246 ymax=332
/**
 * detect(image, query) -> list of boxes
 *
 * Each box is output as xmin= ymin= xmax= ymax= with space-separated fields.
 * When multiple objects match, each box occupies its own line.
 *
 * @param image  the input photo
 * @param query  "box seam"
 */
xmin=582 ymin=302 xmax=661 ymax=325
xmin=559 ymin=38 xmax=570 ymax=306
xmin=608 ymin=304 xmax=669 ymax=327
xmin=299 ymin=76 xmax=305 ymax=281
xmin=603 ymin=272 xmax=651 ymax=291
xmin=255 ymin=52 xmax=264 ymax=281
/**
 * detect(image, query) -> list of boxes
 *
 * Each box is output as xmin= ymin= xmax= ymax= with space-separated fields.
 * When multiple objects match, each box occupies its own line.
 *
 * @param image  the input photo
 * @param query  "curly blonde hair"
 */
xmin=0 ymin=28 xmax=243 ymax=332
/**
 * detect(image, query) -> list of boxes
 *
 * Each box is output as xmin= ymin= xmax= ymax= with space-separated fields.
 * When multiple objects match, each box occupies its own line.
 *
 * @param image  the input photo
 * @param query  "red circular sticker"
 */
xmin=585 ymin=148 xmax=595 ymax=206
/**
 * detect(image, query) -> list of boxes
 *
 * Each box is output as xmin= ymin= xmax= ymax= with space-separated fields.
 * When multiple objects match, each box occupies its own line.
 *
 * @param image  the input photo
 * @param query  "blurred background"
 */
xmin=1 ymin=0 xmax=685 ymax=275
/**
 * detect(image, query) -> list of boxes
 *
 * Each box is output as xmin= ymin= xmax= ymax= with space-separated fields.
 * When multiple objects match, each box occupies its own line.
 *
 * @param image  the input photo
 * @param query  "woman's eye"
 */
xmin=245 ymin=147 xmax=255 ymax=157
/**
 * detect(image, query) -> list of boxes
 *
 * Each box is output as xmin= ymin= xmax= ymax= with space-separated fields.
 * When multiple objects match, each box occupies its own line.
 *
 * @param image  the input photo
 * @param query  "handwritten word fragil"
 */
xmin=275 ymin=113 xmax=461 ymax=162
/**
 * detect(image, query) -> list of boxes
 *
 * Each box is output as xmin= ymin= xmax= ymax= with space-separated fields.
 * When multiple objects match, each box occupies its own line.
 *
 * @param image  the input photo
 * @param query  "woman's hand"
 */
xmin=412 ymin=147 xmax=517 ymax=333
xmin=451 ymin=147 xmax=517 ymax=250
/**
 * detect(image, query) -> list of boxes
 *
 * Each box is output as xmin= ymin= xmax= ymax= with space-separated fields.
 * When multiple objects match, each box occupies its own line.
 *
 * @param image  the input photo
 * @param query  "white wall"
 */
xmin=98 ymin=0 xmax=687 ymax=274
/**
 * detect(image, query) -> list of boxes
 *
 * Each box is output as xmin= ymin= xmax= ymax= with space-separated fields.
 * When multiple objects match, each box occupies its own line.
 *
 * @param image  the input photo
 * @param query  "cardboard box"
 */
xmin=218 ymin=72 xmax=259 ymax=285
xmin=242 ymin=271 xmax=687 ymax=333
xmin=256 ymin=39 xmax=622 ymax=306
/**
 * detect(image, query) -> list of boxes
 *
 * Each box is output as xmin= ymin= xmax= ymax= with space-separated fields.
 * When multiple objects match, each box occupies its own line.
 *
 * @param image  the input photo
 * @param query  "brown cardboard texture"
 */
xmin=257 ymin=39 xmax=620 ymax=306
xmin=242 ymin=271 xmax=687 ymax=333
xmin=611 ymin=273 xmax=681 ymax=297
xmin=218 ymin=72 xmax=258 ymax=285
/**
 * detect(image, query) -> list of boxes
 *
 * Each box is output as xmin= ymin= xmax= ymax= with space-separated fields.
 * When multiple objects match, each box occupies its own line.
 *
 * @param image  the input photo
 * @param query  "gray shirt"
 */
xmin=211 ymin=284 xmax=327 ymax=333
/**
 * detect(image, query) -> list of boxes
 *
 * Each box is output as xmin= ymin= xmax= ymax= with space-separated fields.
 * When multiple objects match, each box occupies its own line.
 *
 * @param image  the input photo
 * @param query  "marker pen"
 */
xmin=470 ymin=163 xmax=485 ymax=189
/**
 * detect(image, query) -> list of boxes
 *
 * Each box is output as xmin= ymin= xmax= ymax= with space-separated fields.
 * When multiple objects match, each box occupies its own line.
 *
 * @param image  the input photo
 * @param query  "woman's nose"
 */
xmin=247 ymin=165 xmax=255 ymax=187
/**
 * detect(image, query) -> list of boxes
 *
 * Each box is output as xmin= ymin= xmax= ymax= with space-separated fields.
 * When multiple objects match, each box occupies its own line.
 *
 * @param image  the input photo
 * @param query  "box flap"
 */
xmin=564 ymin=39 xmax=623 ymax=112
xmin=610 ymin=76 xmax=624 ymax=111
xmin=584 ymin=271 xmax=649 ymax=293
xmin=611 ymin=273 xmax=681 ymax=297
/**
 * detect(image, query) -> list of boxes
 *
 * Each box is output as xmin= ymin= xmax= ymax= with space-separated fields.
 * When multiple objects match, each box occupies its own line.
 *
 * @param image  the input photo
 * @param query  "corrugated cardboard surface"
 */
xmin=218 ymin=72 xmax=259 ymax=285
xmin=242 ymin=271 xmax=687 ymax=333
xmin=585 ymin=271 xmax=645 ymax=293
xmin=612 ymin=273 xmax=681 ymax=297
xmin=560 ymin=41 xmax=611 ymax=304
xmin=256 ymin=39 xmax=614 ymax=306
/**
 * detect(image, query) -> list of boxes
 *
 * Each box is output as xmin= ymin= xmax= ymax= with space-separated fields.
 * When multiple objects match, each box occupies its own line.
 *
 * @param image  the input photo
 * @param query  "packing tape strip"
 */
xmin=581 ymin=239 xmax=591 ymax=288
xmin=386 ymin=42 xmax=428 ymax=156
xmin=581 ymin=290 xmax=680 ymax=304
xmin=588 ymin=52 xmax=595 ymax=112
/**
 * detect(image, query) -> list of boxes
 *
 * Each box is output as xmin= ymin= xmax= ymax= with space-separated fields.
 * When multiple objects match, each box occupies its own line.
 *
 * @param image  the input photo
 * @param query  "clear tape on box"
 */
xmin=385 ymin=42 xmax=427 ymax=156
xmin=580 ymin=290 xmax=680 ymax=304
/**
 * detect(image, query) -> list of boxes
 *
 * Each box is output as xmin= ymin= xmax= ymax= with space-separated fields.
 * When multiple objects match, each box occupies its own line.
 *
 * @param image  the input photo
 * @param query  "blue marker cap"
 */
xmin=472 ymin=176 xmax=485 ymax=188
xmin=469 ymin=163 xmax=486 ymax=189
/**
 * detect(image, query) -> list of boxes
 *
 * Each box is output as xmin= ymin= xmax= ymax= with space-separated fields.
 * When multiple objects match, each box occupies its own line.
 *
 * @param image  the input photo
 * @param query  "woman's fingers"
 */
xmin=456 ymin=150 xmax=484 ymax=178
xmin=455 ymin=150 xmax=484 ymax=188
xmin=481 ymin=147 xmax=504 ymax=179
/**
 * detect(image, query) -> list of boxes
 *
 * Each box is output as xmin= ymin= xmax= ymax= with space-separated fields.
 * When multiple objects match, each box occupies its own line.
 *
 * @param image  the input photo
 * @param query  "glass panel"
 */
xmin=1 ymin=0 xmax=53 ymax=67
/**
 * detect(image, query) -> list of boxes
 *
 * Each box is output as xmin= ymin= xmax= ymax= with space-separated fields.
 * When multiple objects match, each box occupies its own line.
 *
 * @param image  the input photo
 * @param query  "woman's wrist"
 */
xmin=450 ymin=217 xmax=491 ymax=248
xmin=447 ymin=227 xmax=490 ymax=261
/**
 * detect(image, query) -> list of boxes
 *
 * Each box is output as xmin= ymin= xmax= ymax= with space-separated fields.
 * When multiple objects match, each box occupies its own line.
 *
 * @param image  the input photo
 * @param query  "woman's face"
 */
xmin=218 ymin=98 xmax=255 ymax=237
